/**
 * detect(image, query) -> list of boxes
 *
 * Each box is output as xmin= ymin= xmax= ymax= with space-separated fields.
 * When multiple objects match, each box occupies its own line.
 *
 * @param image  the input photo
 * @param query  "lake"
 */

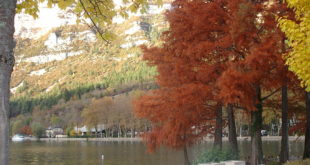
xmin=10 ymin=140 xmax=304 ymax=165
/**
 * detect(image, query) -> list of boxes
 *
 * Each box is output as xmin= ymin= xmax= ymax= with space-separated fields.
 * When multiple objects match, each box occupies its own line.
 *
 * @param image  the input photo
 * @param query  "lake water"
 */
xmin=10 ymin=140 xmax=304 ymax=165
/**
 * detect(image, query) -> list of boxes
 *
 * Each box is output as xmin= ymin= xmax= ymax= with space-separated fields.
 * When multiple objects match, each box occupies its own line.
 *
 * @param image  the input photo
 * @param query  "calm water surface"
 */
xmin=10 ymin=140 xmax=304 ymax=165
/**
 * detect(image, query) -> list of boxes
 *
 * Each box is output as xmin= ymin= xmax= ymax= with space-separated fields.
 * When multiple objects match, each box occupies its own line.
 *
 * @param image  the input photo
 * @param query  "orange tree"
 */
xmin=135 ymin=0 xmax=301 ymax=165
xmin=134 ymin=0 xmax=233 ymax=164
xmin=216 ymin=0 xmax=296 ymax=164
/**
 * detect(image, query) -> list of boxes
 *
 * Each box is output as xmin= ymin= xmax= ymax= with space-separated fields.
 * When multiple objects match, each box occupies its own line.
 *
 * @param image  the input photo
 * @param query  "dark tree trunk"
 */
xmin=95 ymin=127 xmax=98 ymax=137
xmin=214 ymin=105 xmax=222 ymax=149
xmin=131 ymin=128 xmax=135 ymax=138
xmin=227 ymin=105 xmax=238 ymax=154
xmin=0 ymin=1 xmax=16 ymax=164
xmin=106 ymin=128 xmax=109 ymax=138
xmin=183 ymin=145 xmax=190 ymax=165
xmin=304 ymin=91 xmax=310 ymax=159
xmin=0 ymin=65 xmax=11 ymax=165
xmin=250 ymin=86 xmax=264 ymax=165
xmin=280 ymin=85 xmax=289 ymax=163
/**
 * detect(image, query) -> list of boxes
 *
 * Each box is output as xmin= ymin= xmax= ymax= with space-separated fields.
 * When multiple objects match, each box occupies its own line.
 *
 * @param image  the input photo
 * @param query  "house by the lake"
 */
xmin=45 ymin=127 xmax=64 ymax=138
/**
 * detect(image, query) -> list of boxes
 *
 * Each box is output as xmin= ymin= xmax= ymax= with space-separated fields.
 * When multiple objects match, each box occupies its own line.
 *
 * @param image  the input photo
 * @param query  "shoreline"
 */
xmin=38 ymin=137 xmax=143 ymax=142
xmin=204 ymin=136 xmax=305 ymax=141
xmin=23 ymin=136 xmax=305 ymax=142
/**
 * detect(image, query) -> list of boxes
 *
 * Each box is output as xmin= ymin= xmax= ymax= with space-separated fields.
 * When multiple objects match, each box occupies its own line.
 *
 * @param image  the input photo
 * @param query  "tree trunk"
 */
xmin=106 ymin=128 xmax=109 ymax=138
xmin=183 ymin=145 xmax=190 ymax=165
xmin=304 ymin=91 xmax=310 ymax=159
xmin=124 ymin=128 xmax=127 ymax=138
xmin=280 ymin=85 xmax=289 ymax=163
xmin=0 ymin=1 xmax=16 ymax=164
xmin=227 ymin=105 xmax=238 ymax=154
xmin=131 ymin=128 xmax=135 ymax=138
xmin=0 ymin=65 xmax=11 ymax=165
xmin=76 ymin=123 xmax=79 ymax=136
xmin=214 ymin=105 xmax=222 ymax=149
xmin=118 ymin=124 xmax=121 ymax=138
xmin=250 ymin=86 xmax=264 ymax=165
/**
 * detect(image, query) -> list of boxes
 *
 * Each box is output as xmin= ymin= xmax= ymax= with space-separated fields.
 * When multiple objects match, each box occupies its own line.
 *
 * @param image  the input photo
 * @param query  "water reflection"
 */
xmin=10 ymin=140 xmax=304 ymax=165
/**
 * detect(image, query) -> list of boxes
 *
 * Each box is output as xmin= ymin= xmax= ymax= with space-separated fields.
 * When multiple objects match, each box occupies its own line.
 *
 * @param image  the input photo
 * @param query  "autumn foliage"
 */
xmin=19 ymin=125 xmax=32 ymax=136
xmin=134 ymin=0 xmax=309 ymax=164
xmin=217 ymin=0 xmax=292 ymax=110
xmin=135 ymin=84 xmax=214 ymax=151
xmin=134 ymin=0 xmax=234 ymax=152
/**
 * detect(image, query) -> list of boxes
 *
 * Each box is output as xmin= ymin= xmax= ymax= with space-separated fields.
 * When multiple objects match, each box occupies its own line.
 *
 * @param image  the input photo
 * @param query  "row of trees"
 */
xmin=10 ymin=115 xmax=45 ymax=138
xmin=81 ymin=94 xmax=151 ymax=138
xmin=134 ymin=0 xmax=309 ymax=165
xmin=10 ymin=90 xmax=151 ymax=139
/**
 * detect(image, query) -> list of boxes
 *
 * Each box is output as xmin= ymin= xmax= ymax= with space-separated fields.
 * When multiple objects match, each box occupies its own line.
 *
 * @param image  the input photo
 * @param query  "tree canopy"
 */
xmin=16 ymin=0 xmax=158 ymax=41
xmin=134 ymin=0 xmax=233 ymax=155
xmin=278 ymin=0 xmax=310 ymax=91
xmin=134 ymin=0 xmax=308 ymax=164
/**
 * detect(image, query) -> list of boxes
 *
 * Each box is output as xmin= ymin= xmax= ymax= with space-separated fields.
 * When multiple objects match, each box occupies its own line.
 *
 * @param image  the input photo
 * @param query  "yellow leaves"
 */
xmin=126 ymin=0 xmax=159 ymax=13
xmin=285 ymin=0 xmax=310 ymax=19
xmin=57 ymin=0 xmax=75 ymax=10
xmin=279 ymin=0 xmax=310 ymax=91
xmin=262 ymin=108 xmax=280 ymax=125
xmin=81 ymin=97 xmax=113 ymax=127
xmin=155 ymin=0 xmax=163 ymax=6
xmin=16 ymin=0 xmax=40 ymax=18
xmin=128 ymin=4 xmax=139 ymax=13
xmin=16 ymin=0 xmax=165 ymax=43
xmin=17 ymin=0 xmax=149 ymax=42
xmin=119 ymin=9 xmax=129 ymax=19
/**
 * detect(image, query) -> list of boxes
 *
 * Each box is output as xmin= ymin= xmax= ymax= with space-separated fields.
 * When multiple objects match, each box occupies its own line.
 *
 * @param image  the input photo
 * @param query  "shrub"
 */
xmin=66 ymin=127 xmax=72 ymax=136
xmin=193 ymin=147 xmax=239 ymax=165
xmin=30 ymin=122 xmax=45 ymax=138
xmin=69 ymin=129 xmax=77 ymax=137
xmin=284 ymin=159 xmax=310 ymax=165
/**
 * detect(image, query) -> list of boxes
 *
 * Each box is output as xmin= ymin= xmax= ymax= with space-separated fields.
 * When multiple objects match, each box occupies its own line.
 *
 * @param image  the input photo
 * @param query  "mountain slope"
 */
xmin=11 ymin=3 xmax=170 ymax=116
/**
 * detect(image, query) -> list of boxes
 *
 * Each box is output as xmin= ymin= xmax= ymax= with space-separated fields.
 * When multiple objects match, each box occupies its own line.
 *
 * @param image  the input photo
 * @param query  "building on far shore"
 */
xmin=46 ymin=127 xmax=64 ymax=138
xmin=74 ymin=124 xmax=106 ymax=137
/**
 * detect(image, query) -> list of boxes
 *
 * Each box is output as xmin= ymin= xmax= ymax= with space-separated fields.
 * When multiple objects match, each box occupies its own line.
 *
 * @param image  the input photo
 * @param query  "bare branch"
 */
xmin=261 ymin=87 xmax=281 ymax=101
xmin=79 ymin=0 xmax=110 ymax=44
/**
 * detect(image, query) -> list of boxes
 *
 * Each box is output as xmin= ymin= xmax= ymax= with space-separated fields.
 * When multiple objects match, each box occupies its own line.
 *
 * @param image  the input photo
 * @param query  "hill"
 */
xmin=9 ymin=2 xmax=170 ymax=136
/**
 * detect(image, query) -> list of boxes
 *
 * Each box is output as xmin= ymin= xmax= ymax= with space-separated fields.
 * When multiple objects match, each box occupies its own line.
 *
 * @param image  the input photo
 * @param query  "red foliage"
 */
xmin=135 ymin=0 xmax=303 ymax=153
xmin=135 ymin=0 xmax=232 ymax=151
xmin=20 ymin=125 xmax=32 ymax=136
xmin=135 ymin=84 xmax=215 ymax=151
xmin=216 ymin=0 xmax=295 ymax=110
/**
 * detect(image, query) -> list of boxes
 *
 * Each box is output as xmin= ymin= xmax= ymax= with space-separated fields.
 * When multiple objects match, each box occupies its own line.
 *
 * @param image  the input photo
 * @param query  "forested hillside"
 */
xmin=10 ymin=2 xmax=169 ymax=135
